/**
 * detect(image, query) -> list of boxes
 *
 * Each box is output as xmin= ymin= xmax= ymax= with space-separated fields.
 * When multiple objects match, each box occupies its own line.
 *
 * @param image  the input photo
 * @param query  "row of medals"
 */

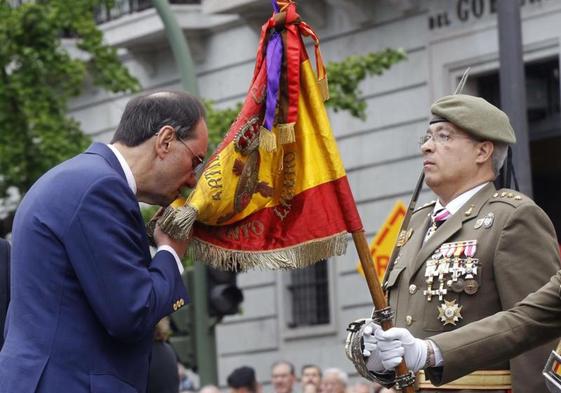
xmin=424 ymin=240 xmax=479 ymax=325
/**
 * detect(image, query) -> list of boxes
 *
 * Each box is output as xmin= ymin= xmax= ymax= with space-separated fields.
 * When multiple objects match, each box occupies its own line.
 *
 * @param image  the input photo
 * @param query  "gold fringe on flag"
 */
xmin=158 ymin=204 xmax=199 ymax=240
xmin=259 ymin=126 xmax=277 ymax=152
xmin=189 ymin=232 xmax=349 ymax=271
xmin=277 ymin=122 xmax=296 ymax=144
xmin=318 ymin=77 xmax=330 ymax=101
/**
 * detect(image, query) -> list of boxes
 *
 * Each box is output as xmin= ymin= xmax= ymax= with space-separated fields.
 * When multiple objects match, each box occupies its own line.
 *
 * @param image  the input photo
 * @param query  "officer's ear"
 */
xmin=475 ymin=140 xmax=494 ymax=164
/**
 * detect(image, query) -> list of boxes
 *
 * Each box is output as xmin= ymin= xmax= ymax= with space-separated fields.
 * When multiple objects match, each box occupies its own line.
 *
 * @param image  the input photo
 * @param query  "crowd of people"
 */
xmin=194 ymin=361 xmax=396 ymax=393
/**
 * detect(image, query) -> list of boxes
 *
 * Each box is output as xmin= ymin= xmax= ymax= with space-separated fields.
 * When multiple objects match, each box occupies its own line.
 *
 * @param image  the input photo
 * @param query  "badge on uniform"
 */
xmin=423 ymin=240 xmax=480 ymax=326
xmin=474 ymin=212 xmax=495 ymax=229
xmin=396 ymin=228 xmax=414 ymax=247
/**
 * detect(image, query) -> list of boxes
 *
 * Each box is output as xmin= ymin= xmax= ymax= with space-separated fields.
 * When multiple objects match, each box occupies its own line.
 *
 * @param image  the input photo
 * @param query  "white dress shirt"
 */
xmin=107 ymin=144 xmax=183 ymax=274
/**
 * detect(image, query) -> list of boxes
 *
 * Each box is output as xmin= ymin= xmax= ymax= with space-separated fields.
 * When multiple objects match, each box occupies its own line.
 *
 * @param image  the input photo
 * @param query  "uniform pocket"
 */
xmin=90 ymin=373 xmax=137 ymax=393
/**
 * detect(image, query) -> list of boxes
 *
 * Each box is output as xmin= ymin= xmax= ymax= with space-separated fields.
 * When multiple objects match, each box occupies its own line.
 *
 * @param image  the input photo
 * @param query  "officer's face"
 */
xmin=420 ymin=122 xmax=483 ymax=202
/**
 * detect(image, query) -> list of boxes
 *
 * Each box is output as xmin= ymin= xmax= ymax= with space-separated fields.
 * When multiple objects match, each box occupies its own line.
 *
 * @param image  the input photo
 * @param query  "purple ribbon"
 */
xmin=264 ymin=30 xmax=283 ymax=130
xmin=271 ymin=0 xmax=279 ymax=13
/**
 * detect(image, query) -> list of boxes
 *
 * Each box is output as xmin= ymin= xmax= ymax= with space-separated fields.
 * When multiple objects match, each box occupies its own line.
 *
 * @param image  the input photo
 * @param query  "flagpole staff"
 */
xmin=352 ymin=170 xmax=425 ymax=392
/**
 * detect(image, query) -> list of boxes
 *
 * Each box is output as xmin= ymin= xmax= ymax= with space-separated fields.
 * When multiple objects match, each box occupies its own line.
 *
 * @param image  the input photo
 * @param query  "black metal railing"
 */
xmin=94 ymin=0 xmax=201 ymax=24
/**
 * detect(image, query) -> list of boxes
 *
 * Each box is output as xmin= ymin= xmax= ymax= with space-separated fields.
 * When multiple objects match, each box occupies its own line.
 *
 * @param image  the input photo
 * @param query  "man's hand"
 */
xmin=154 ymin=224 xmax=189 ymax=258
xmin=375 ymin=327 xmax=427 ymax=372
xmin=362 ymin=322 xmax=386 ymax=373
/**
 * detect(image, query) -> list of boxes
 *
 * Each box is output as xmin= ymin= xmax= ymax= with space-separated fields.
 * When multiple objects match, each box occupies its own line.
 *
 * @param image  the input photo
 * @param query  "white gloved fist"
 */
xmin=361 ymin=322 xmax=385 ymax=373
xmin=375 ymin=327 xmax=427 ymax=372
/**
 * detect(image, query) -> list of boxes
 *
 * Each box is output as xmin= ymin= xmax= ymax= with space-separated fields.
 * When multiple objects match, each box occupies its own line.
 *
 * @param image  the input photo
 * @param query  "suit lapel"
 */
xmin=407 ymin=183 xmax=497 ymax=281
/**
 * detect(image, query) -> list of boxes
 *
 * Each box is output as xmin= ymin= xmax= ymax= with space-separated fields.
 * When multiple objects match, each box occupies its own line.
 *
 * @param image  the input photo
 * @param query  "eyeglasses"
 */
xmin=418 ymin=130 xmax=476 ymax=147
xmin=154 ymin=130 xmax=206 ymax=175
xmin=175 ymin=136 xmax=206 ymax=176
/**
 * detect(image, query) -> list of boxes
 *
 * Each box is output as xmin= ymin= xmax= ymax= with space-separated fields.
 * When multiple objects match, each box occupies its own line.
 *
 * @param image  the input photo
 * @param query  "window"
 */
xmin=278 ymin=259 xmax=337 ymax=339
xmin=286 ymin=261 xmax=330 ymax=328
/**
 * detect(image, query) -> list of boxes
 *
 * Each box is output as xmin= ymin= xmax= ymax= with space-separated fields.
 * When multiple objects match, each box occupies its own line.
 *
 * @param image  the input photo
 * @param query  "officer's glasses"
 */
xmin=419 ymin=131 xmax=453 ymax=146
xmin=418 ymin=131 xmax=476 ymax=147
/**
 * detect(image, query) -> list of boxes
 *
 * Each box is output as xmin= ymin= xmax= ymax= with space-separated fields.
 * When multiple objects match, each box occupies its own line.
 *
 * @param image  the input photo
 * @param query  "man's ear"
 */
xmin=475 ymin=140 xmax=494 ymax=164
xmin=154 ymin=126 xmax=175 ymax=158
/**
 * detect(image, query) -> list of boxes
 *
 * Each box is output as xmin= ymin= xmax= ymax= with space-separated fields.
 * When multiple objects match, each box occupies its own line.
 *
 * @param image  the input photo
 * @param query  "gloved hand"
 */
xmin=375 ymin=327 xmax=427 ymax=372
xmin=362 ymin=322 xmax=385 ymax=373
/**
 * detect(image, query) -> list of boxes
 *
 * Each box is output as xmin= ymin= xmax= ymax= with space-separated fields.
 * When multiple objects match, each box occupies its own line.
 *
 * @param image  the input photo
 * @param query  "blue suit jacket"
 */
xmin=0 ymin=239 xmax=9 ymax=350
xmin=0 ymin=143 xmax=189 ymax=393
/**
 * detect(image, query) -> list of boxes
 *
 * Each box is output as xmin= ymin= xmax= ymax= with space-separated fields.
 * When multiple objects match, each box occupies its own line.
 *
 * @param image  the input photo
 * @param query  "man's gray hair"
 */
xmin=322 ymin=368 xmax=348 ymax=386
xmin=492 ymin=142 xmax=509 ymax=177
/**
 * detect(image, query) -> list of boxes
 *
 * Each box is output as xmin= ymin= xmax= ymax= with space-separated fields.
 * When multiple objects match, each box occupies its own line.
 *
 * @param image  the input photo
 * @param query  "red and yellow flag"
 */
xmin=159 ymin=1 xmax=363 ymax=270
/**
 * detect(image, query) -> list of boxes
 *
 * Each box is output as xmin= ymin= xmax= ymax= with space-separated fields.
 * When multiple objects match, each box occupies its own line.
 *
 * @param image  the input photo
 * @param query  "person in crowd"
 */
xmin=0 ymin=90 xmax=208 ymax=393
xmin=272 ymin=361 xmax=297 ymax=393
xmin=148 ymin=317 xmax=180 ymax=393
xmin=347 ymin=381 xmax=394 ymax=393
xmin=300 ymin=364 xmax=321 ymax=393
xmin=321 ymin=368 xmax=347 ymax=393
xmin=200 ymin=385 xmax=221 ymax=393
xmin=227 ymin=366 xmax=260 ymax=393
xmin=178 ymin=362 xmax=195 ymax=393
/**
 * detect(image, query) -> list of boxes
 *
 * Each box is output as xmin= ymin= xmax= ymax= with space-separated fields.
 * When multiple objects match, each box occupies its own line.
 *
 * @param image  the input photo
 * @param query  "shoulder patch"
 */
xmin=490 ymin=188 xmax=527 ymax=207
xmin=414 ymin=200 xmax=436 ymax=213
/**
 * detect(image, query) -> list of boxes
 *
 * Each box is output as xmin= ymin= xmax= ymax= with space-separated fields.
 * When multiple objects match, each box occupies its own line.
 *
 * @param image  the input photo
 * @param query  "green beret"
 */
xmin=430 ymin=94 xmax=516 ymax=144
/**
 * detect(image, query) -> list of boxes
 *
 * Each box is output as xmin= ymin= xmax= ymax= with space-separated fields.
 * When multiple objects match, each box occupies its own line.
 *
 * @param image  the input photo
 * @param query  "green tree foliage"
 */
xmin=0 ymin=0 xmax=139 ymax=204
xmin=326 ymin=48 xmax=407 ymax=119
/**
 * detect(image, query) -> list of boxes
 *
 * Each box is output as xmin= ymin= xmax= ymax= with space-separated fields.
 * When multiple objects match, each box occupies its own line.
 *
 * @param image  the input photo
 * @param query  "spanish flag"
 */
xmin=159 ymin=0 xmax=363 ymax=270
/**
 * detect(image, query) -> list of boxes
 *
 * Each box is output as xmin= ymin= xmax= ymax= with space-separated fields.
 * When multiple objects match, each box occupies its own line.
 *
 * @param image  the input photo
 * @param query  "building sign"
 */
xmin=357 ymin=201 xmax=407 ymax=283
xmin=428 ymin=0 xmax=549 ymax=30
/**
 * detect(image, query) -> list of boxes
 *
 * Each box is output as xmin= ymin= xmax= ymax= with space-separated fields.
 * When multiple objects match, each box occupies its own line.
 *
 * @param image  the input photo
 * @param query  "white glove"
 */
xmin=375 ymin=327 xmax=427 ymax=372
xmin=362 ymin=322 xmax=385 ymax=373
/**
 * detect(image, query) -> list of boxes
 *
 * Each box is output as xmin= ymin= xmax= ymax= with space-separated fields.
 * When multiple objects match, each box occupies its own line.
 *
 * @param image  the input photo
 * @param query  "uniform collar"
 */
xmin=434 ymin=182 xmax=489 ymax=216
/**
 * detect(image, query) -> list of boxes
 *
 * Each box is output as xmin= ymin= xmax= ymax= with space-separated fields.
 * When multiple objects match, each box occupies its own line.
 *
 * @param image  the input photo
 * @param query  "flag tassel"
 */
xmin=318 ymin=77 xmax=330 ymax=101
xmin=259 ymin=126 xmax=277 ymax=152
xmin=158 ymin=204 xmax=198 ymax=240
xmin=278 ymin=122 xmax=296 ymax=144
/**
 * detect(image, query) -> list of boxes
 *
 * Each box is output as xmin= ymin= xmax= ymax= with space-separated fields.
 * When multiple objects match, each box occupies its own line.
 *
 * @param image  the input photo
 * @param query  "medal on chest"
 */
xmin=438 ymin=299 xmax=463 ymax=325
xmin=423 ymin=240 xmax=480 ymax=325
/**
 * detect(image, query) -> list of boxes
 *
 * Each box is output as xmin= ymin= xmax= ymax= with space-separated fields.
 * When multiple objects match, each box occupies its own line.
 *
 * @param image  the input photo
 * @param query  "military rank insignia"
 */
xmin=423 ymin=240 xmax=480 ymax=325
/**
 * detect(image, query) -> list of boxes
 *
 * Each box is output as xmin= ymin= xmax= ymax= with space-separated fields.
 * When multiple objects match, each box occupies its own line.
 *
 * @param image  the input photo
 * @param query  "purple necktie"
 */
xmin=425 ymin=208 xmax=451 ymax=241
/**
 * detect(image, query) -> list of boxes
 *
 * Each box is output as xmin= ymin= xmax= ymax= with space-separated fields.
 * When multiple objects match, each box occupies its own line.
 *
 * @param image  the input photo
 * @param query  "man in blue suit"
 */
xmin=0 ymin=238 xmax=9 ymax=350
xmin=0 ymin=90 xmax=209 ymax=393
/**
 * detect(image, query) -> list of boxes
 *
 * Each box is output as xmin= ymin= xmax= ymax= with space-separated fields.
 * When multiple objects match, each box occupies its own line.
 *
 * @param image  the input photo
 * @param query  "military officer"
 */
xmin=360 ymin=268 xmax=561 ymax=392
xmin=346 ymin=94 xmax=560 ymax=392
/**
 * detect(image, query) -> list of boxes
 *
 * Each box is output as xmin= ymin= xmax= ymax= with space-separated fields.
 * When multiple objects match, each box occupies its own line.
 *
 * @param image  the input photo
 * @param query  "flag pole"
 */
xmin=352 ymin=231 xmax=415 ymax=392
xmin=351 ymin=170 xmax=425 ymax=392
